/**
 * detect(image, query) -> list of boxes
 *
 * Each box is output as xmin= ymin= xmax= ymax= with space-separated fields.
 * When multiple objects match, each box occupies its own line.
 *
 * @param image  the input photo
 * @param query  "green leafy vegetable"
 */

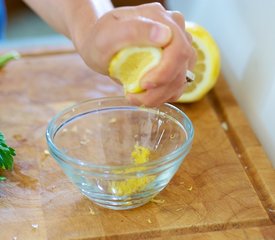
xmin=0 ymin=51 xmax=20 ymax=69
xmin=0 ymin=131 xmax=16 ymax=181
xmin=0 ymin=176 xmax=6 ymax=181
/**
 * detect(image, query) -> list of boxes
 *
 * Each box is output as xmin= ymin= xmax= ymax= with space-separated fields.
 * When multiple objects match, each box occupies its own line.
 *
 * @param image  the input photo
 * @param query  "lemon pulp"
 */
xmin=109 ymin=47 xmax=162 ymax=93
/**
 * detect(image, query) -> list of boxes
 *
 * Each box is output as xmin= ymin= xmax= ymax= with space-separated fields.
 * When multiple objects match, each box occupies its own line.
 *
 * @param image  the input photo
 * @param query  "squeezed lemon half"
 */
xmin=109 ymin=47 xmax=162 ymax=93
xmin=108 ymin=22 xmax=220 ymax=102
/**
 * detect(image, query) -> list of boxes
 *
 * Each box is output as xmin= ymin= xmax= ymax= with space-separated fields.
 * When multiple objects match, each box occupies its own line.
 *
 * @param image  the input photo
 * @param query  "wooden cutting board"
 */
xmin=0 ymin=50 xmax=274 ymax=240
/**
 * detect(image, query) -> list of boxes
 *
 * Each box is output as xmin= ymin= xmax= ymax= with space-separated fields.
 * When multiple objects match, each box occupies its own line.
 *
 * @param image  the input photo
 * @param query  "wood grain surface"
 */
xmin=212 ymin=78 xmax=275 ymax=223
xmin=0 ymin=51 xmax=274 ymax=239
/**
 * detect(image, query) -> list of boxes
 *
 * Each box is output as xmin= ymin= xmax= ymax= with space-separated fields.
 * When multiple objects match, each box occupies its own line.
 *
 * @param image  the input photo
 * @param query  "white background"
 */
xmin=168 ymin=0 xmax=275 ymax=166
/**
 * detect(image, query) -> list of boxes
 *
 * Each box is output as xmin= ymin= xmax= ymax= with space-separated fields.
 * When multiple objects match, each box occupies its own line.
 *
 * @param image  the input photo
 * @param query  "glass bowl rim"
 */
xmin=46 ymin=96 xmax=194 ymax=170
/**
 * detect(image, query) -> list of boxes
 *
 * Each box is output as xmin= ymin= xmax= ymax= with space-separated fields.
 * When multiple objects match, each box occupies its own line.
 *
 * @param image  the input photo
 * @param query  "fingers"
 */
xmin=128 ymin=72 xmax=186 ymax=107
xmin=128 ymin=9 xmax=194 ymax=90
xmin=168 ymin=10 xmax=185 ymax=30
xmin=185 ymin=31 xmax=193 ymax=44
xmin=168 ymin=11 xmax=192 ymax=44
xmin=168 ymin=11 xmax=196 ymax=70
xmin=141 ymin=30 xmax=193 ymax=90
xmin=168 ymin=10 xmax=194 ymax=48
xmin=120 ymin=5 xmax=196 ymax=106
xmin=169 ymin=72 xmax=188 ymax=102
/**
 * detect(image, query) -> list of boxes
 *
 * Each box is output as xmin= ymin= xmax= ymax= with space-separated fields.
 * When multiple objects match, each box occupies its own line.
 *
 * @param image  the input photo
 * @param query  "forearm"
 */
xmin=23 ymin=0 xmax=113 ymax=42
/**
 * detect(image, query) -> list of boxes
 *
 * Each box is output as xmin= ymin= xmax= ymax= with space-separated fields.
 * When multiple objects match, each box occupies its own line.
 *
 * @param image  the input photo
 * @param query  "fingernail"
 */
xmin=150 ymin=24 xmax=172 ymax=45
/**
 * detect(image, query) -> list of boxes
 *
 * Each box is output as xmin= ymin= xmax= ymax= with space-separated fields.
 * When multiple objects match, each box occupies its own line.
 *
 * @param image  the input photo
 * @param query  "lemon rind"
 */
xmin=177 ymin=24 xmax=220 ymax=103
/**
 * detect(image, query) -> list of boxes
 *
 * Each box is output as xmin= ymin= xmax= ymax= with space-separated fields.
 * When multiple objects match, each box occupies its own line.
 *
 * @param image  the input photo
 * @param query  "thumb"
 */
xmin=111 ymin=16 xmax=172 ymax=49
xmin=146 ymin=19 xmax=172 ymax=46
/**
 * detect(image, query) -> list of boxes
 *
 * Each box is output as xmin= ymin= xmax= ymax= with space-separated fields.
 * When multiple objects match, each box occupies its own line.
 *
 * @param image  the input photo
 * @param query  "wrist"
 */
xmin=66 ymin=1 xmax=114 ymax=52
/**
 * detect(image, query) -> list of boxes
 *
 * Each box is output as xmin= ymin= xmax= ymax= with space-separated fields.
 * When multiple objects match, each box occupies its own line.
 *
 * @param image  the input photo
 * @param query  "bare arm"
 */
xmin=23 ymin=0 xmax=113 ymax=44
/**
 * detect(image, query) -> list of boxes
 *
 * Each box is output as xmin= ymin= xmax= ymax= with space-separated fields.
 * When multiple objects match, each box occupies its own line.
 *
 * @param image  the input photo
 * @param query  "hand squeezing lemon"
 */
xmin=108 ymin=21 xmax=220 ymax=103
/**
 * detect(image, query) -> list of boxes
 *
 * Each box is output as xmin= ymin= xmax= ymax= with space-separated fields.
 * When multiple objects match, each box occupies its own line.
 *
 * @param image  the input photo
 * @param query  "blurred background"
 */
xmin=0 ymin=0 xmax=275 ymax=166
xmin=0 ymin=0 xmax=71 ymax=48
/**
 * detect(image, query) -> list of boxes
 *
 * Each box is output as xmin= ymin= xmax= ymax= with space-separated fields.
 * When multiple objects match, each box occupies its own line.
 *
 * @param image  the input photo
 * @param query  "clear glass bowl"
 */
xmin=46 ymin=97 xmax=194 ymax=210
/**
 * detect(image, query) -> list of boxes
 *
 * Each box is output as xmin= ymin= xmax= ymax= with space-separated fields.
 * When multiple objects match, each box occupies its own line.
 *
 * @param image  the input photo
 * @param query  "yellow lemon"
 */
xmin=177 ymin=22 xmax=221 ymax=102
xmin=109 ymin=47 xmax=162 ymax=93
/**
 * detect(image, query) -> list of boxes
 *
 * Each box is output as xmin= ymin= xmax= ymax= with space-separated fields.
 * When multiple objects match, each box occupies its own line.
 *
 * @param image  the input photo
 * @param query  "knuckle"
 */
xmin=152 ymin=73 xmax=168 ymax=86
xmin=170 ymin=94 xmax=180 ymax=102
xmin=123 ymin=17 xmax=156 ymax=41
xmin=177 ymin=45 xmax=194 ymax=61
xmin=174 ymin=76 xmax=185 ymax=91
xmin=142 ymin=96 xmax=157 ymax=107
xmin=172 ymin=11 xmax=185 ymax=20
xmin=124 ymin=23 xmax=139 ymax=40
xmin=142 ymin=97 xmax=152 ymax=107
xmin=158 ymin=77 xmax=169 ymax=86
xmin=186 ymin=32 xmax=193 ymax=41
xmin=147 ymin=2 xmax=165 ymax=11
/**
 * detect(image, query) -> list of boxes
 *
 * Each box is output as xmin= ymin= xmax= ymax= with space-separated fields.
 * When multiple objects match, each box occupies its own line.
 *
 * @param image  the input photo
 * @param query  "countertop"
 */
xmin=0 ymin=47 xmax=275 ymax=239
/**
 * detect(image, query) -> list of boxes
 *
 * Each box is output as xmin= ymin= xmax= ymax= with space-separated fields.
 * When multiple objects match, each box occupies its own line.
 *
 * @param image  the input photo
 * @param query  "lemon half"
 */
xmin=177 ymin=22 xmax=220 ymax=102
xmin=109 ymin=47 xmax=162 ymax=93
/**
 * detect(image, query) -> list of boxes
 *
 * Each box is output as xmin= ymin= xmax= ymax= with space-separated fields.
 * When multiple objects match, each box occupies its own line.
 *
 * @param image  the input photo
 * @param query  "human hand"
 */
xmin=74 ymin=3 xmax=196 ymax=107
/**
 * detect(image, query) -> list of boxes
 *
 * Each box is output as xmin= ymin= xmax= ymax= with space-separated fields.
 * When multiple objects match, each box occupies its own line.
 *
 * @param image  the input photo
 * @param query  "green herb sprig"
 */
xmin=0 ymin=51 xmax=20 ymax=69
xmin=0 ymin=132 xmax=16 ymax=181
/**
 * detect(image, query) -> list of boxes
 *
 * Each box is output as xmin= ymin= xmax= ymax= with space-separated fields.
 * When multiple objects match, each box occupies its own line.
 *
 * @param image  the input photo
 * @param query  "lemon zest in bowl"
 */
xmin=109 ymin=144 xmax=155 ymax=196
xmin=131 ymin=144 xmax=150 ymax=164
